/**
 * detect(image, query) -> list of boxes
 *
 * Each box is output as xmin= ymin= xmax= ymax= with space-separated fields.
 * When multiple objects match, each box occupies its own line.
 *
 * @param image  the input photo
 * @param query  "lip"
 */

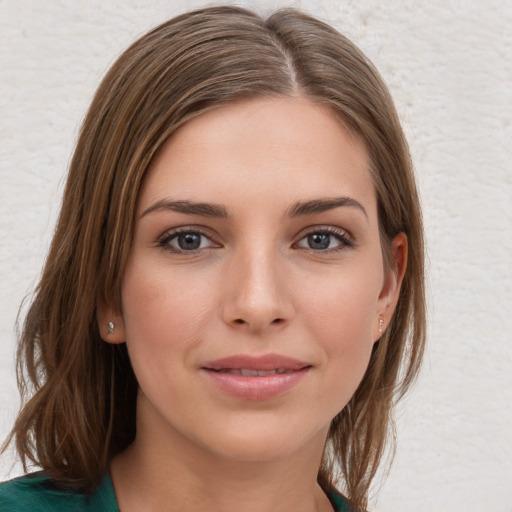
xmin=201 ymin=354 xmax=312 ymax=400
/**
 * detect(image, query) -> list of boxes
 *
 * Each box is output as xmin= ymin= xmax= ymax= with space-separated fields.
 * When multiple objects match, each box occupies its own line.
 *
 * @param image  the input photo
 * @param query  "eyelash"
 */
xmin=156 ymin=226 xmax=355 ymax=254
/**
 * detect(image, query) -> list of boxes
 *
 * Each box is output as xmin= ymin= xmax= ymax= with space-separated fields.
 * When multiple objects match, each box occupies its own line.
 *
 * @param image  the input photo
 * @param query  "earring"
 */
xmin=378 ymin=317 xmax=384 ymax=334
xmin=106 ymin=321 xmax=115 ymax=335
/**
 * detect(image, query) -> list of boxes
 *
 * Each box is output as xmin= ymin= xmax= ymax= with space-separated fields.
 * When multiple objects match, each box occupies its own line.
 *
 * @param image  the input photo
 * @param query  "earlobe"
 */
xmin=376 ymin=232 xmax=408 ymax=337
xmin=97 ymin=300 xmax=126 ymax=344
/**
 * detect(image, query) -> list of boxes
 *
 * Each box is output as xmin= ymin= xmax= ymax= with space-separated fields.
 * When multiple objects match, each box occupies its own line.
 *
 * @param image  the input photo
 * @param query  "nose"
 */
xmin=221 ymin=246 xmax=293 ymax=334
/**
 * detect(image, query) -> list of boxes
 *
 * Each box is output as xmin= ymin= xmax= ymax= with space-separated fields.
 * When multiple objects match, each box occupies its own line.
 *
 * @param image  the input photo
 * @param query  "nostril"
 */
xmin=271 ymin=318 xmax=283 ymax=324
xmin=234 ymin=319 xmax=245 ymax=324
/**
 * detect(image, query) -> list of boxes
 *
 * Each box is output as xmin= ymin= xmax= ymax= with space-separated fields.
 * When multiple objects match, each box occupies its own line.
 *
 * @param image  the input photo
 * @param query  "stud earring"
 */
xmin=106 ymin=321 xmax=115 ymax=335
xmin=378 ymin=318 xmax=384 ymax=334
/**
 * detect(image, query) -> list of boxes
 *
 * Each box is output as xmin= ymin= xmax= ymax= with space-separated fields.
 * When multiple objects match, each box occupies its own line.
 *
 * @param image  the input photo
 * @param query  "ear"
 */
xmin=376 ymin=232 xmax=408 ymax=338
xmin=97 ymin=298 xmax=126 ymax=344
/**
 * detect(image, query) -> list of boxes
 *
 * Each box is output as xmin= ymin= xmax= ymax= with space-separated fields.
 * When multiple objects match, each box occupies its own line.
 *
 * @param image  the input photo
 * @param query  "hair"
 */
xmin=4 ymin=6 xmax=425 ymax=510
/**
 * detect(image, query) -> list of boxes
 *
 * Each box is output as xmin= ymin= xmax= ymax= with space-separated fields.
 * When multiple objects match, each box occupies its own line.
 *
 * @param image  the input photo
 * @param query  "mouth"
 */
xmin=209 ymin=368 xmax=301 ymax=376
xmin=201 ymin=354 xmax=312 ymax=400
xmin=202 ymin=354 xmax=311 ymax=372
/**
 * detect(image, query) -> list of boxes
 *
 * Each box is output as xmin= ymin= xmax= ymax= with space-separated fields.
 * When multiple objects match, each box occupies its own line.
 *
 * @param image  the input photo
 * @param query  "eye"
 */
xmin=295 ymin=227 xmax=354 ymax=251
xmin=157 ymin=228 xmax=218 ymax=253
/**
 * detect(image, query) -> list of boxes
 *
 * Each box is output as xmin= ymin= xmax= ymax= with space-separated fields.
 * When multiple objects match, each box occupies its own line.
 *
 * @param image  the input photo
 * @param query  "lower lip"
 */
xmin=201 ymin=368 xmax=310 ymax=400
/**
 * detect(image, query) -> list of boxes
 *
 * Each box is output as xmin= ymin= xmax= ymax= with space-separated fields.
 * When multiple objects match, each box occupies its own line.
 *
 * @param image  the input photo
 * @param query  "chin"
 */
xmin=209 ymin=439 xmax=301 ymax=464
xmin=195 ymin=417 xmax=328 ymax=464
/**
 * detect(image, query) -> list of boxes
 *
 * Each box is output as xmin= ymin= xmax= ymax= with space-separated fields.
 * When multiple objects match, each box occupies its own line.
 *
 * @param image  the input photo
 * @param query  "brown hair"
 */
xmin=4 ymin=6 xmax=425 ymax=510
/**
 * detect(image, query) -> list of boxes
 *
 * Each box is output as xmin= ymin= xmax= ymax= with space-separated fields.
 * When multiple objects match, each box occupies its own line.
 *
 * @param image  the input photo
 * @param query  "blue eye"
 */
xmin=175 ymin=233 xmax=202 ymax=250
xmin=296 ymin=228 xmax=353 ymax=251
xmin=158 ymin=229 xmax=216 ymax=252
xmin=306 ymin=233 xmax=332 ymax=250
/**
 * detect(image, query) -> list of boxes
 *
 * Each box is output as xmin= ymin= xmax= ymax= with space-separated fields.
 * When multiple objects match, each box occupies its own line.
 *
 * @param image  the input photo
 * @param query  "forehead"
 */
xmin=139 ymin=96 xmax=375 ymax=217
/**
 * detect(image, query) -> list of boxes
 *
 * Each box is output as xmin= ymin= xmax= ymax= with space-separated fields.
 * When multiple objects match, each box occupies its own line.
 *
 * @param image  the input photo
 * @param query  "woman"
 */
xmin=0 ymin=6 xmax=425 ymax=511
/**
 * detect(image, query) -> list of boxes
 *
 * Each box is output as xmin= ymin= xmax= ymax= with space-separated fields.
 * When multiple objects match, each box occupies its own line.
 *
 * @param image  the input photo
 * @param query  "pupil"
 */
xmin=178 ymin=233 xmax=201 ymax=250
xmin=308 ymin=233 xmax=330 ymax=250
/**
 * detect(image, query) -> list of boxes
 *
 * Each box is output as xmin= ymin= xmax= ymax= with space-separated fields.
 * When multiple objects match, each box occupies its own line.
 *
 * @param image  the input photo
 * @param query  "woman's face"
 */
xmin=104 ymin=96 xmax=403 ymax=463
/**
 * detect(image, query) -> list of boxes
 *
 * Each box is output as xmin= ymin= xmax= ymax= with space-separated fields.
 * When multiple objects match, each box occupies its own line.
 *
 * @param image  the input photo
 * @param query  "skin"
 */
xmin=99 ymin=96 xmax=406 ymax=512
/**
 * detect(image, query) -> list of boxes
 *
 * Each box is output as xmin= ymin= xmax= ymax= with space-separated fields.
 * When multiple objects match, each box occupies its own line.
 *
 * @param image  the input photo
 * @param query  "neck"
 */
xmin=112 ymin=448 xmax=331 ymax=512
xmin=110 ymin=400 xmax=332 ymax=512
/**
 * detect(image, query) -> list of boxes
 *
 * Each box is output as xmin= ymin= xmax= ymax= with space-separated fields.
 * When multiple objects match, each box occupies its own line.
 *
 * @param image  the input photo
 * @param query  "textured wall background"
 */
xmin=1 ymin=1 xmax=511 ymax=510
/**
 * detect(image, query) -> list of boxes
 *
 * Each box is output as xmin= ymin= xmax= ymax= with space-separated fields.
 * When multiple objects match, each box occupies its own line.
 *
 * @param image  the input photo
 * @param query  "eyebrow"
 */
xmin=140 ymin=196 xmax=367 ymax=220
xmin=287 ymin=197 xmax=368 ymax=219
xmin=141 ymin=199 xmax=228 ymax=219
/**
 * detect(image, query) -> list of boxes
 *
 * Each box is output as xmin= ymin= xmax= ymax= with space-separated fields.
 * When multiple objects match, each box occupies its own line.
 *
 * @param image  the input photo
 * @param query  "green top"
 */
xmin=0 ymin=472 xmax=352 ymax=511
xmin=0 ymin=473 xmax=119 ymax=512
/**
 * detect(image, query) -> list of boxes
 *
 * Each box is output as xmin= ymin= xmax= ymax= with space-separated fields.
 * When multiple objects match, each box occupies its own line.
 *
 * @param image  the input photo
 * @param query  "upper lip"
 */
xmin=202 ymin=354 xmax=311 ymax=372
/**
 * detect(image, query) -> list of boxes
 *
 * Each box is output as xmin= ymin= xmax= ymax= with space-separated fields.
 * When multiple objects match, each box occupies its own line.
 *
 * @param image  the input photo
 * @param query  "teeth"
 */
xmin=220 ymin=369 xmax=290 ymax=376
xmin=240 ymin=369 xmax=259 ymax=376
xmin=255 ymin=370 xmax=279 ymax=376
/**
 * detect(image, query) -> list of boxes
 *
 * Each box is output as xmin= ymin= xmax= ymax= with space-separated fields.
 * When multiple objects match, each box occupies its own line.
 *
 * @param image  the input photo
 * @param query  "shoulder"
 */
xmin=0 ymin=472 xmax=54 ymax=511
xmin=0 ymin=472 xmax=119 ymax=512
xmin=325 ymin=485 xmax=355 ymax=512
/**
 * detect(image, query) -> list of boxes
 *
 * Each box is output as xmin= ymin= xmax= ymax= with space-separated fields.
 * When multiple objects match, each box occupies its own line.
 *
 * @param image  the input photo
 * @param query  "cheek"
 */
xmin=120 ymin=262 xmax=215 ymax=356
xmin=301 ymin=267 xmax=380 ymax=340
xmin=298 ymin=268 xmax=381 ymax=389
